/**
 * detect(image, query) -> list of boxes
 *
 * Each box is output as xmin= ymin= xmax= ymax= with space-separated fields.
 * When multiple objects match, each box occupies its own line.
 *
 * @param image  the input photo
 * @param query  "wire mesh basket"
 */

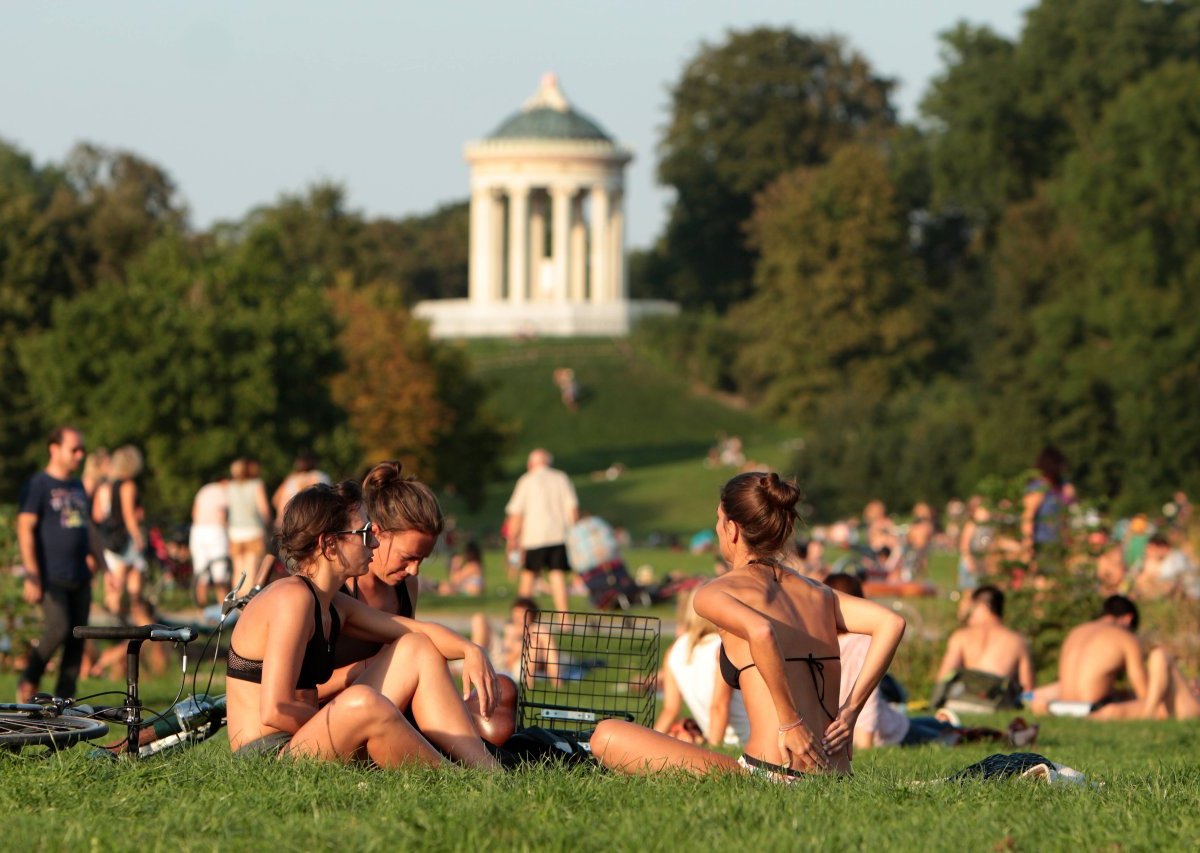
xmin=516 ymin=610 xmax=660 ymax=737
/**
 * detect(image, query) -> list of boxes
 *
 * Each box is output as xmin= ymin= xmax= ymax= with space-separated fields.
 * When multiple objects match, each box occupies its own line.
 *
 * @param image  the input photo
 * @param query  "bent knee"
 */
xmin=336 ymin=684 xmax=400 ymax=719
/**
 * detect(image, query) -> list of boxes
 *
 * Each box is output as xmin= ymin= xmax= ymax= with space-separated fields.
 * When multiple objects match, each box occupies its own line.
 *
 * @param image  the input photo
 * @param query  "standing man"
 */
xmin=505 ymin=449 xmax=578 ymax=614
xmin=16 ymin=426 xmax=107 ymax=703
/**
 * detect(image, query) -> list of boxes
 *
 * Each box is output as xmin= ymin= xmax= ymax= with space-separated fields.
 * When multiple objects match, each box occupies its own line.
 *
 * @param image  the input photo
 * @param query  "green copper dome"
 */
xmin=489 ymin=107 xmax=611 ymax=141
xmin=486 ymin=74 xmax=613 ymax=142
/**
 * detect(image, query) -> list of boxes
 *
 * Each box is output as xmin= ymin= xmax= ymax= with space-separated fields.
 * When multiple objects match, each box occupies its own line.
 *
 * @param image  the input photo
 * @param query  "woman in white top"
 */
xmin=227 ymin=458 xmax=271 ymax=592
xmin=654 ymin=586 xmax=750 ymax=746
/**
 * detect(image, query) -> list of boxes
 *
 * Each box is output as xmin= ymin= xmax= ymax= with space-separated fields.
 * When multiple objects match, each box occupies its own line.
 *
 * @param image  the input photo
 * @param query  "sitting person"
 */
xmin=932 ymin=585 xmax=1034 ymax=710
xmin=472 ymin=598 xmax=562 ymax=689
xmin=1033 ymin=595 xmax=1198 ymax=720
xmin=439 ymin=541 xmax=485 ymax=597
xmin=320 ymin=462 xmax=514 ymax=745
xmin=1134 ymin=535 xmax=1199 ymax=600
xmin=225 ymin=479 xmax=499 ymax=769
xmin=826 ymin=574 xmax=1026 ymax=749
xmin=653 ymin=587 xmax=750 ymax=747
xmin=591 ymin=473 xmax=906 ymax=780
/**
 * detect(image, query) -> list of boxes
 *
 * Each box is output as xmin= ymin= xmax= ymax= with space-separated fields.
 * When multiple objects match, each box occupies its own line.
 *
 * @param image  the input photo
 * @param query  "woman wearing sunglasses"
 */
xmin=318 ymin=461 xmax=516 ymax=745
xmin=224 ymin=480 xmax=499 ymax=769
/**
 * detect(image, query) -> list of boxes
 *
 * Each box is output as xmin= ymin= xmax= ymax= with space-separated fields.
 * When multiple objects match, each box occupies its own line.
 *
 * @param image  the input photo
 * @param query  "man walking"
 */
xmin=16 ymin=426 xmax=106 ymax=703
xmin=505 ymin=449 xmax=578 ymax=614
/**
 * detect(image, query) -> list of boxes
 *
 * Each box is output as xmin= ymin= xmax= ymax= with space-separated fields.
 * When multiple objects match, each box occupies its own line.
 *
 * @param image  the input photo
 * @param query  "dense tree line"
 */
xmin=0 ymin=143 xmax=497 ymax=514
xmin=636 ymin=0 xmax=1200 ymax=517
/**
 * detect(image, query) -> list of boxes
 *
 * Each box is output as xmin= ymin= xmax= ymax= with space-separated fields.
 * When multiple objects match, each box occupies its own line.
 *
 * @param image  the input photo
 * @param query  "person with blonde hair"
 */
xmin=592 ymin=472 xmax=905 ymax=780
xmin=653 ymin=585 xmax=750 ymax=747
xmin=97 ymin=445 xmax=147 ymax=613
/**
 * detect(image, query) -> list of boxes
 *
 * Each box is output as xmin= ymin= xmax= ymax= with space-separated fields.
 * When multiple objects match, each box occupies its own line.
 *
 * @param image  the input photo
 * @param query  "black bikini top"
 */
xmin=718 ymin=644 xmax=839 ymax=721
xmin=227 ymin=576 xmax=341 ymax=690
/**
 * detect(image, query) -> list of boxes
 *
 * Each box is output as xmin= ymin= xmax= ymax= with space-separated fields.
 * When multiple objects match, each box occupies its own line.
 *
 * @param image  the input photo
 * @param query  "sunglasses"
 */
xmin=334 ymin=520 xmax=374 ymax=547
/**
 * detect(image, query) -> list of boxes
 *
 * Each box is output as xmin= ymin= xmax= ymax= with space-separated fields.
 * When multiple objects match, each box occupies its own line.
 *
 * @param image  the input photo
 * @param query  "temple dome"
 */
xmin=487 ymin=73 xmax=612 ymax=142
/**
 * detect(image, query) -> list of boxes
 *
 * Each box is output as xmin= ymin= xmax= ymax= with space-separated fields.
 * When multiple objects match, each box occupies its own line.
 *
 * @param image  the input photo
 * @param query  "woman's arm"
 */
xmin=653 ymin=651 xmax=682 ymax=733
xmin=707 ymin=667 xmax=734 ymax=747
xmin=1021 ymin=490 xmax=1043 ymax=559
xmin=316 ymin=660 xmax=370 ymax=702
xmin=694 ymin=584 xmax=827 ymax=770
xmin=338 ymin=594 xmax=496 ymax=714
xmin=935 ymin=631 xmax=964 ymax=683
xmin=255 ymin=481 xmax=272 ymax=529
xmin=823 ymin=591 xmax=905 ymax=754
xmin=959 ymin=520 xmax=977 ymax=574
xmin=119 ymin=481 xmax=144 ymax=550
xmin=257 ymin=586 xmax=320 ymax=732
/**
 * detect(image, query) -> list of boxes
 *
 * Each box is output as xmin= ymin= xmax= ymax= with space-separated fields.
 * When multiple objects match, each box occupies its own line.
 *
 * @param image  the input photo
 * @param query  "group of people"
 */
xmin=13 ymin=425 xmax=1198 ymax=781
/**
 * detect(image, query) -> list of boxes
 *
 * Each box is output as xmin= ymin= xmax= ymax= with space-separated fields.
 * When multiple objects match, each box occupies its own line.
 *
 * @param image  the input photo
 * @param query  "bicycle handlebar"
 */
xmin=73 ymin=624 xmax=197 ymax=643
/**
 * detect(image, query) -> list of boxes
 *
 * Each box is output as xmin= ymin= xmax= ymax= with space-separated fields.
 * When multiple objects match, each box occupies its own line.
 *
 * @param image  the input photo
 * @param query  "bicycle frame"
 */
xmin=72 ymin=625 xmax=196 ymax=756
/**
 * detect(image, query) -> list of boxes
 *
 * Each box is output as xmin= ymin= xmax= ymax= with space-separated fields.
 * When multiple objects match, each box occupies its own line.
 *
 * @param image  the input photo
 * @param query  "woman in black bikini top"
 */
xmin=592 ymin=472 xmax=906 ymax=781
xmin=222 ymin=480 xmax=500 ymax=771
xmin=317 ymin=461 xmax=515 ymax=747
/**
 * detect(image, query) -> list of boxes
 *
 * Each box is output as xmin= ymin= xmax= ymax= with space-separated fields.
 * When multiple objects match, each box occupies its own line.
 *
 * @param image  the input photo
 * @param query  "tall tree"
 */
xmin=657 ymin=27 xmax=896 ymax=310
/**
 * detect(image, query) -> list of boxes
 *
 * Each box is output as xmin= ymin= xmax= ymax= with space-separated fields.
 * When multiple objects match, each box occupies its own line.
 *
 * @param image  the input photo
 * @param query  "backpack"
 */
xmin=931 ymin=668 xmax=1022 ymax=713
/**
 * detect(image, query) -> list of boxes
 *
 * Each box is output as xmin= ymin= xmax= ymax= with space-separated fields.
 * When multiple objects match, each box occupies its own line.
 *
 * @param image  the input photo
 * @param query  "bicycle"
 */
xmin=0 ymin=574 xmax=258 ymax=757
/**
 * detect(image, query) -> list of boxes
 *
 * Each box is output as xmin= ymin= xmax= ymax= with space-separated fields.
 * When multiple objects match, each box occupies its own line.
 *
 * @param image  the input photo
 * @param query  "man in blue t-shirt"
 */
xmin=16 ymin=425 xmax=106 ymax=703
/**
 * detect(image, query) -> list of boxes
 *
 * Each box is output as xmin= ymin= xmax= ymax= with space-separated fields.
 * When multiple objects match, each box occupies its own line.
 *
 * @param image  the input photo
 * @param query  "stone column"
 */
xmin=529 ymin=192 xmax=547 ymax=302
xmin=551 ymin=185 xmax=572 ymax=303
xmin=589 ymin=185 xmax=610 ymax=304
xmin=468 ymin=186 xmax=491 ymax=305
xmin=570 ymin=193 xmax=587 ymax=302
xmin=490 ymin=191 xmax=505 ymax=302
xmin=508 ymin=185 xmax=528 ymax=304
xmin=610 ymin=190 xmax=625 ymax=301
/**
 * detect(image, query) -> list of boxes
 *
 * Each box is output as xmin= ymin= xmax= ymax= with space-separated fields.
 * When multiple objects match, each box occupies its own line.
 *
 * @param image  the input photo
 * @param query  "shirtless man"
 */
xmin=935 ymin=586 xmax=1034 ymax=700
xmin=1032 ymin=595 xmax=1200 ymax=720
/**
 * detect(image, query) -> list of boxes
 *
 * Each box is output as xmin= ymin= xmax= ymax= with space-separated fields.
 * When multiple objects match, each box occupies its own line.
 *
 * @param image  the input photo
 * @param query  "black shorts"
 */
xmin=524 ymin=544 xmax=571 ymax=573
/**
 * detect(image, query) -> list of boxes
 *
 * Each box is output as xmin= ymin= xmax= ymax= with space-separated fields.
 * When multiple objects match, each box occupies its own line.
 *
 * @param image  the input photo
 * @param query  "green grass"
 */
xmin=2 ymin=713 xmax=1198 ymax=851
xmin=445 ymin=338 xmax=793 ymax=539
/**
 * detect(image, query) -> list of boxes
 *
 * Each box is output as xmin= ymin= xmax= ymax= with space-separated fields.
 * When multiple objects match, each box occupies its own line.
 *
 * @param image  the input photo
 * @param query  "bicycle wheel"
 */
xmin=0 ymin=712 xmax=109 ymax=750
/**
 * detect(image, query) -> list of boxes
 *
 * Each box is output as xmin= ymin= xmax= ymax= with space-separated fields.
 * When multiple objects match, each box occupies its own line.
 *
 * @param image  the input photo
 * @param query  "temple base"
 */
xmin=413 ymin=299 xmax=679 ymax=338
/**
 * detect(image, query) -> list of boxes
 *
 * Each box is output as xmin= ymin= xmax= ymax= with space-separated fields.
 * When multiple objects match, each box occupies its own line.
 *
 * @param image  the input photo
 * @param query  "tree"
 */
xmin=733 ymin=143 xmax=929 ymax=422
xmin=17 ymin=234 xmax=349 ymax=515
xmin=657 ymin=27 xmax=896 ymax=310
xmin=328 ymin=283 xmax=504 ymax=507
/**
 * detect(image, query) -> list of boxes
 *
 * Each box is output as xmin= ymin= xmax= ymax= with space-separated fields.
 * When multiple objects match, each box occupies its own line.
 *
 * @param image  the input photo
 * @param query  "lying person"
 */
xmin=319 ymin=462 xmax=515 ymax=745
xmin=932 ymin=585 xmax=1033 ymax=710
xmin=1032 ymin=595 xmax=1200 ymax=720
xmin=224 ymin=480 xmax=499 ymax=769
xmin=591 ymin=473 xmax=905 ymax=781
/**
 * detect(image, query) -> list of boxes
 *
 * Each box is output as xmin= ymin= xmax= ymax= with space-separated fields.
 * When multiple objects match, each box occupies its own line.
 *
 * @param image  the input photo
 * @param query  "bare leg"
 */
xmin=548 ymin=569 xmax=570 ymax=614
xmin=286 ymin=684 xmax=445 ymax=768
xmin=126 ymin=569 xmax=144 ymax=605
xmin=105 ymin=563 xmax=126 ymax=614
xmin=591 ymin=719 xmax=741 ymax=776
xmin=470 ymin=612 xmax=491 ymax=649
xmin=517 ymin=568 xmax=535 ymax=599
xmin=354 ymin=632 xmax=499 ymax=770
xmin=1030 ymin=682 xmax=1059 ymax=715
xmin=1143 ymin=648 xmax=1200 ymax=720
xmin=466 ymin=675 xmax=517 ymax=746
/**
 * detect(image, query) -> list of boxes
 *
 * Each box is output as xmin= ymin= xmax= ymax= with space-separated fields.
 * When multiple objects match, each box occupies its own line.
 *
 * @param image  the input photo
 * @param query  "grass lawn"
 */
xmin=4 ymin=546 xmax=1199 ymax=851
xmin=443 ymin=337 xmax=794 ymax=540
xmin=2 ymin=708 xmax=1197 ymax=851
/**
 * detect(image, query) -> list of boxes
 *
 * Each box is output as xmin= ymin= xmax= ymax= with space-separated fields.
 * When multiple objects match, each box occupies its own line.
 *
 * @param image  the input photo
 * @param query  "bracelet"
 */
xmin=778 ymin=719 xmax=805 ymax=734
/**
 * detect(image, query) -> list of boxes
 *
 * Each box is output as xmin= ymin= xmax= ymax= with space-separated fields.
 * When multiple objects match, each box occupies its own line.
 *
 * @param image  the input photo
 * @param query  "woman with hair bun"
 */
xmin=592 ymin=472 xmax=906 ymax=781
xmin=224 ymin=480 xmax=499 ymax=770
xmin=318 ymin=462 xmax=516 ymax=745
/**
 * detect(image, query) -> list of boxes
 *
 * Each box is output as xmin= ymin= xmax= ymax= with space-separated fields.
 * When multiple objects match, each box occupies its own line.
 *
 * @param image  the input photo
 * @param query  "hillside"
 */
xmin=441 ymin=338 xmax=794 ymax=540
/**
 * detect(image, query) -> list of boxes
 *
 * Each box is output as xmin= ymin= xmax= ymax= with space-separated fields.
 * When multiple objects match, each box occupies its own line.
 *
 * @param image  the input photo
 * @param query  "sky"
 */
xmin=2 ymin=1 xmax=1033 ymax=249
